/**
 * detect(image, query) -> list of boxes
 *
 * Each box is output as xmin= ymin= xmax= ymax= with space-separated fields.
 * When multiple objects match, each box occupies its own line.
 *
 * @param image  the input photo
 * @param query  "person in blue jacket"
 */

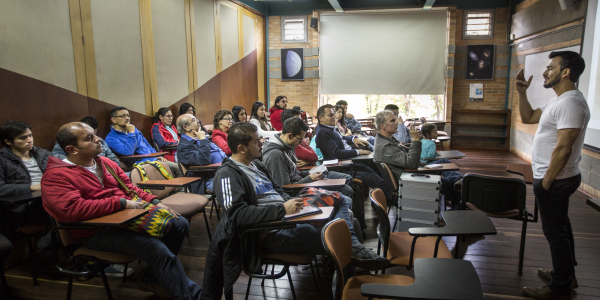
xmin=105 ymin=107 xmax=181 ymax=177
xmin=176 ymin=114 xmax=226 ymax=193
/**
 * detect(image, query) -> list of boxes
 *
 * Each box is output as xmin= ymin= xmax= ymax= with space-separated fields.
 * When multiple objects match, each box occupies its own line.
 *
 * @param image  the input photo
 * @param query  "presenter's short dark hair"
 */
xmin=548 ymin=51 xmax=585 ymax=83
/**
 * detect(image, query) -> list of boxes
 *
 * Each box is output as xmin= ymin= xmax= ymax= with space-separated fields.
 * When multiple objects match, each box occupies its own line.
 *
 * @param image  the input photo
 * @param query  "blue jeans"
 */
xmin=533 ymin=174 xmax=580 ymax=295
xmin=84 ymin=217 xmax=202 ymax=300
xmin=324 ymin=171 xmax=354 ymax=198
xmin=428 ymin=159 xmax=462 ymax=209
xmin=261 ymin=194 xmax=358 ymax=255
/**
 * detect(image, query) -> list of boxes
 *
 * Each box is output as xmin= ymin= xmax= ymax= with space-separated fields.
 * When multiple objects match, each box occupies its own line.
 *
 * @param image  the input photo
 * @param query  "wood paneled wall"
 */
xmin=0 ymin=49 xmax=258 ymax=151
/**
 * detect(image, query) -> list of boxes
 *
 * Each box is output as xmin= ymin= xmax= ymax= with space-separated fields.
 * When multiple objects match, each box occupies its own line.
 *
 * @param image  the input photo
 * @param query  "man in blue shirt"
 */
xmin=105 ymin=107 xmax=181 ymax=177
xmin=176 ymin=114 xmax=226 ymax=193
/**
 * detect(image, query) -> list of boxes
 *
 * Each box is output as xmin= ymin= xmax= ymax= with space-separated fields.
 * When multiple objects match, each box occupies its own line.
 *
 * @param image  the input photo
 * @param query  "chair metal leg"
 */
xmin=245 ymin=277 xmax=252 ymax=300
xmin=261 ymin=264 xmax=268 ymax=287
xmin=203 ymin=209 xmax=212 ymax=241
xmin=25 ymin=234 xmax=37 ymax=286
xmin=455 ymin=236 xmax=460 ymax=258
xmin=313 ymin=257 xmax=321 ymax=279
xmin=99 ymin=267 xmax=114 ymax=300
xmin=1 ymin=268 xmax=8 ymax=289
xmin=210 ymin=200 xmax=216 ymax=218
xmin=519 ymin=217 xmax=528 ymax=275
xmin=187 ymin=218 xmax=192 ymax=238
xmin=215 ymin=202 xmax=221 ymax=220
xmin=122 ymin=263 xmax=128 ymax=284
xmin=286 ymin=269 xmax=297 ymax=300
xmin=67 ymin=276 xmax=74 ymax=300
xmin=309 ymin=263 xmax=319 ymax=292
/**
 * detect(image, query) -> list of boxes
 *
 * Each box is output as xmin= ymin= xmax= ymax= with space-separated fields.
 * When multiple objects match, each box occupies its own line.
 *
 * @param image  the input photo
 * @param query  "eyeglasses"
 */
xmin=222 ymin=118 xmax=233 ymax=121
xmin=164 ymin=115 xmax=173 ymax=119
xmin=116 ymin=114 xmax=130 ymax=118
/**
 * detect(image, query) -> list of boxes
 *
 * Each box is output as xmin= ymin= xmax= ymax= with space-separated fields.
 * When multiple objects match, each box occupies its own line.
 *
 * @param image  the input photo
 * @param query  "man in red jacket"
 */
xmin=41 ymin=122 xmax=202 ymax=300
xmin=269 ymin=95 xmax=288 ymax=131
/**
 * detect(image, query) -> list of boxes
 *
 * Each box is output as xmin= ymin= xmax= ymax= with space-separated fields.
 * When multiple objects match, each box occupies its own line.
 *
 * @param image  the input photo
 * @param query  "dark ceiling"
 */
xmin=239 ymin=0 xmax=513 ymax=16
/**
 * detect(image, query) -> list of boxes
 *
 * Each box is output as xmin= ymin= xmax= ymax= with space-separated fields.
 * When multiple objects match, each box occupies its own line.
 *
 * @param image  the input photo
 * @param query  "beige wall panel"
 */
xmin=242 ymin=14 xmax=256 ymax=57
xmin=0 ymin=0 xmax=77 ymax=92
xmin=90 ymin=0 xmax=146 ymax=114
xmin=220 ymin=4 xmax=239 ymax=70
xmin=151 ymin=0 xmax=189 ymax=108
xmin=194 ymin=0 xmax=217 ymax=87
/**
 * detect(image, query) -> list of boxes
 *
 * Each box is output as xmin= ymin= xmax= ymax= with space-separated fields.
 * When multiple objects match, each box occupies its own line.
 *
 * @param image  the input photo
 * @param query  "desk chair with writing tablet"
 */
xmin=179 ymin=162 xmax=221 ymax=220
xmin=460 ymin=173 xmax=533 ymax=275
xmin=370 ymin=189 xmax=453 ymax=274
xmin=130 ymin=162 xmax=211 ymax=240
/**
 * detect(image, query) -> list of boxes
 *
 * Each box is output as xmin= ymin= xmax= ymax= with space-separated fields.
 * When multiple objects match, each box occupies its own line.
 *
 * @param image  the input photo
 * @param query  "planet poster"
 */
xmin=281 ymin=48 xmax=304 ymax=81
xmin=466 ymin=44 xmax=495 ymax=80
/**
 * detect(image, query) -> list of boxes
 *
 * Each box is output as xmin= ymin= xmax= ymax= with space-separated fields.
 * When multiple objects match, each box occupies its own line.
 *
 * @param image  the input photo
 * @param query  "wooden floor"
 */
xmin=2 ymin=150 xmax=600 ymax=300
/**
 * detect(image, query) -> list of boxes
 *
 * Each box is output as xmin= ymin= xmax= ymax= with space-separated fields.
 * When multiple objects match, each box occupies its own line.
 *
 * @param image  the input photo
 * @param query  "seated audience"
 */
xmin=202 ymin=123 xmax=386 ymax=299
xmin=211 ymin=109 xmax=233 ymax=156
xmin=336 ymin=100 xmax=362 ymax=133
xmin=151 ymin=108 xmax=179 ymax=162
xmin=373 ymin=110 xmax=422 ymax=180
xmin=249 ymin=101 xmax=279 ymax=139
xmin=42 ymin=122 xmax=201 ymax=299
xmin=176 ymin=114 xmax=226 ymax=193
xmin=179 ymin=103 xmax=207 ymax=132
xmin=231 ymin=105 xmax=247 ymax=123
xmin=420 ymin=123 xmax=463 ymax=209
xmin=280 ymin=109 xmax=318 ymax=166
xmin=269 ymin=95 xmax=288 ymax=131
xmin=315 ymin=104 xmax=396 ymax=206
xmin=105 ymin=107 xmax=181 ymax=177
xmin=384 ymin=104 xmax=412 ymax=144
xmin=0 ymin=121 xmax=52 ymax=249
xmin=335 ymin=105 xmax=375 ymax=150
xmin=52 ymin=116 xmax=120 ymax=165
xmin=262 ymin=117 xmax=353 ymax=197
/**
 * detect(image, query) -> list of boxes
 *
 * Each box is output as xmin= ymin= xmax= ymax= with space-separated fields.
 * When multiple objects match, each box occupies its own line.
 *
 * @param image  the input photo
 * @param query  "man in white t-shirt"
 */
xmin=516 ymin=51 xmax=589 ymax=300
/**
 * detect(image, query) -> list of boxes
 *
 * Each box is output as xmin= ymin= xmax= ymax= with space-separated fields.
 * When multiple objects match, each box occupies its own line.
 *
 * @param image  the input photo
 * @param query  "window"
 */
xmin=281 ymin=16 xmax=308 ymax=43
xmin=463 ymin=9 xmax=494 ymax=39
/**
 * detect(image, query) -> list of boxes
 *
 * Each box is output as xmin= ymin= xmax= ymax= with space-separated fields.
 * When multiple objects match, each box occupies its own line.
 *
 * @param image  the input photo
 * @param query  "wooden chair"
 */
xmin=374 ymin=162 xmax=399 ymax=229
xmin=460 ymin=173 xmax=533 ymax=275
xmin=321 ymin=218 xmax=415 ymax=300
xmin=18 ymin=224 xmax=49 ymax=285
xmin=50 ymin=220 xmax=135 ymax=300
xmin=370 ymin=189 xmax=453 ymax=272
xmin=129 ymin=162 xmax=211 ymax=241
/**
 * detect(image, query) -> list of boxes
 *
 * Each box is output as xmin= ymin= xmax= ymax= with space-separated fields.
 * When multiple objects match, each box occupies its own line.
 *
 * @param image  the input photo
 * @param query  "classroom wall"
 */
xmin=508 ymin=0 xmax=600 ymax=198
xmin=268 ymin=15 xmax=320 ymax=116
xmin=0 ymin=0 xmax=263 ymax=151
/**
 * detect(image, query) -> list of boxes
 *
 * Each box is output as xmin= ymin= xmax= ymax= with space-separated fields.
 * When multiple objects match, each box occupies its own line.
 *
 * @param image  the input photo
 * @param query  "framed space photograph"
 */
xmin=281 ymin=48 xmax=304 ymax=81
xmin=466 ymin=44 xmax=495 ymax=80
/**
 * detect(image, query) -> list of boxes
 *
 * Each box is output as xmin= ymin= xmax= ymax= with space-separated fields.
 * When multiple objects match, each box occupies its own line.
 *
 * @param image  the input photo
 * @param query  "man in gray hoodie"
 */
xmin=262 ymin=117 xmax=354 ymax=198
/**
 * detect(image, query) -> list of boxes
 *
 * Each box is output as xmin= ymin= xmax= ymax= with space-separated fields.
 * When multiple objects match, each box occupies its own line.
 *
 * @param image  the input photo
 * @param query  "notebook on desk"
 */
xmin=282 ymin=205 xmax=322 ymax=222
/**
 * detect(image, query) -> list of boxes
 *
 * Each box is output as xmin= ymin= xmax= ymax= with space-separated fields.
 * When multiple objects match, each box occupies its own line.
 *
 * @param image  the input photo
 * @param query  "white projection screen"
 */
xmin=580 ymin=0 xmax=600 ymax=150
xmin=320 ymin=10 xmax=448 ymax=95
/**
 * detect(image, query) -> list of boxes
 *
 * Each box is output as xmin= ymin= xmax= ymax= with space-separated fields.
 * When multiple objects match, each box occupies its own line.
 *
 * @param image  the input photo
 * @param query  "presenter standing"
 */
xmin=516 ymin=51 xmax=589 ymax=300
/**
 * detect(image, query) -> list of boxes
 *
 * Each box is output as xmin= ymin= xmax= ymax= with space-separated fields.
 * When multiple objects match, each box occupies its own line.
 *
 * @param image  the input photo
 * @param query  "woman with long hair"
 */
xmin=334 ymin=105 xmax=352 ymax=136
xmin=151 ymin=107 xmax=179 ymax=162
xmin=268 ymin=95 xmax=288 ymax=130
xmin=231 ymin=105 xmax=247 ymax=123
xmin=211 ymin=110 xmax=233 ymax=155
xmin=249 ymin=101 xmax=279 ymax=139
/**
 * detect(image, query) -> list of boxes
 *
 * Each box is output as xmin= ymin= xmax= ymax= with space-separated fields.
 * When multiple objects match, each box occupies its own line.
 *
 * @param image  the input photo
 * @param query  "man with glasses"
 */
xmin=105 ymin=107 xmax=179 ymax=175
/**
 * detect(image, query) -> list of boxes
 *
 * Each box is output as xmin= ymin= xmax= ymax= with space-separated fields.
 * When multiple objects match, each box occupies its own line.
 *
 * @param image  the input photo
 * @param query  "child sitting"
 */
xmin=420 ymin=124 xmax=463 ymax=209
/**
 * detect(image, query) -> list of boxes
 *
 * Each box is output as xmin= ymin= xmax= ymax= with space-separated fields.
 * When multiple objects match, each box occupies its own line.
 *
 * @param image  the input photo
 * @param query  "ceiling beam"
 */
xmin=327 ymin=0 xmax=344 ymax=12
xmin=423 ymin=0 xmax=436 ymax=10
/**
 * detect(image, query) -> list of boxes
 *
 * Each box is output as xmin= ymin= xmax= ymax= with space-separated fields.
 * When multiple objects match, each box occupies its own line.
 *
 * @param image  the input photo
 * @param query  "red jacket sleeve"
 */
xmin=295 ymin=140 xmax=318 ymax=163
xmin=41 ymin=171 xmax=122 ymax=223
xmin=213 ymin=133 xmax=232 ymax=156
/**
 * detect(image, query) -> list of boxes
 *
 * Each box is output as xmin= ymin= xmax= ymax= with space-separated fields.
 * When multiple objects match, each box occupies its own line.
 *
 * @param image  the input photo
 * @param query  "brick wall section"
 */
xmin=268 ymin=15 xmax=319 ymax=116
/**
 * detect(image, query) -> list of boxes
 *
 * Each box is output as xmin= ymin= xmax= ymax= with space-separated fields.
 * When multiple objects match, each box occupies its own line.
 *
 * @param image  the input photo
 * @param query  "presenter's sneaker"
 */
xmin=351 ymin=244 xmax=389 ymax=270
xmin=538 ymin=268 xmax=578 ymax=289
xmin=522 ymin=285 xmax=571 ymax=300
xmin=103 ymin=264 xmax=134 ymax=278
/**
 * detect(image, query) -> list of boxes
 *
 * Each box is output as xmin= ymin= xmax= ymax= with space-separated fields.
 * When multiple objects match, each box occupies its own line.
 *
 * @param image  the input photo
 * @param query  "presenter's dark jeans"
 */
xmin=84 ymin=217 xmax=202 ymax=300
xmin=533 ymin=173 xmax=580 ymax=295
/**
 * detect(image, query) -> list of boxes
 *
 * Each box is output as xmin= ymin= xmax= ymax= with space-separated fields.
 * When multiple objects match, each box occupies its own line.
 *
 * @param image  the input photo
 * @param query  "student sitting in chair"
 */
xmin=52 ymin=116 xmax=120 ymax=165
xmin=211 ymin=110 xmax=234 ymax=156
xmin=384 ymin=104 xmax=412 ymax=145
xmin=105 ymin=107 xmax=181 ymax=177
xmin=176 ymin=114 xmax=226 ymax=193
xmin=151 ymin=108 xmax=179 ymax=162
xmin=280 ymin=109 xmax=318 ymax=166
xmin=42 ymin=122 xmax=201 ymax=299
xmin=262 ymin=117 xmax=354 ymax=198
xmin=179 ymin=103 xmax=207 ymax=132
xmin=420 ymin=123 xmax=463 ymax=209
xmin=202 ymin=122 xmax=387 ymax=300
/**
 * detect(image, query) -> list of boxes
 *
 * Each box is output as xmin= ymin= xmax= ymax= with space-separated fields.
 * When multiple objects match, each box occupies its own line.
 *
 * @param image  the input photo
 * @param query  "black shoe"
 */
xmin=522 ymin=285 xmax=571 ymax=300
xmin=538 ymin=268 xmax=578 ymax=289
xmin=351 ymin=244 xmax=389 ymax=270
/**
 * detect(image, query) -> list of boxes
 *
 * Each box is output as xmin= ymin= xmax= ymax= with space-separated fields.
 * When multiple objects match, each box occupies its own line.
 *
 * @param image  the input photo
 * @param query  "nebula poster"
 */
xmin=281 ymin=48 xmax=304 ymax=81
xmin=466 ymin=45 xmax=495 ymax=80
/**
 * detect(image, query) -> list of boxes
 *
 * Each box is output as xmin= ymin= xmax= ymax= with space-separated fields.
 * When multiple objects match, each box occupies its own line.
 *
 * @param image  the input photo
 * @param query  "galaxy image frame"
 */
xmin=466 ymin=44 xmax=495 ymax=80
xmin=281 ymin=48 xmax=305 ymax=81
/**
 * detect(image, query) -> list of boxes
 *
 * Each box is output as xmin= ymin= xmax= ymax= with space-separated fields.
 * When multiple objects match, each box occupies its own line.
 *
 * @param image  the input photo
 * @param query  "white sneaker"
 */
xmin=102 ymin=264 xmax=134 ymax=278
